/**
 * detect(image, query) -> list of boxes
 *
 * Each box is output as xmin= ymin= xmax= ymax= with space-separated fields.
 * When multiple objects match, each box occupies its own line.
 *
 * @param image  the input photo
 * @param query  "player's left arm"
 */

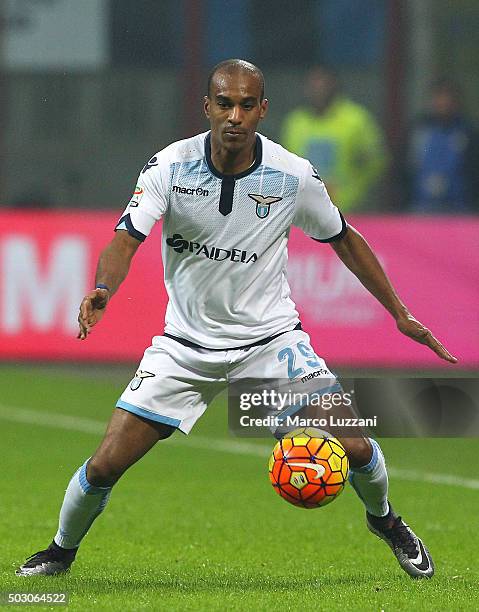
xmin=330 ymin=225 xmax=457 ymax=363
xmin=78 ymin=149 xmax=169 ymax=340
xmin=77 ymin=231 xmax=141 ymax=340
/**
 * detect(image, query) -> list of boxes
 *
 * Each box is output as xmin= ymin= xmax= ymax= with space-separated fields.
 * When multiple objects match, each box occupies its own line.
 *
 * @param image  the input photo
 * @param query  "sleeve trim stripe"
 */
xmin=115 ymin=213 xmax=147 ymax=242
xmin=311 ymin=211 xmax=348 ymax=243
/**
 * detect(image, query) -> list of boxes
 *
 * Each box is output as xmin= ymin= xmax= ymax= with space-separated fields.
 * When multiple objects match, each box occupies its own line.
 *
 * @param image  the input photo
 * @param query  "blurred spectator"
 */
xmin=281 ymin=66 xmax=387 ymax=212
xmin=406 ymin=78 xmax=479 ymax=213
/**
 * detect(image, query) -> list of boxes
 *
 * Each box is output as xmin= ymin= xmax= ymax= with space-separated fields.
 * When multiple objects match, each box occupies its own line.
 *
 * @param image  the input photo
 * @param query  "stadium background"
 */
xmin=1 ymin=2 xmax=478 ymax=610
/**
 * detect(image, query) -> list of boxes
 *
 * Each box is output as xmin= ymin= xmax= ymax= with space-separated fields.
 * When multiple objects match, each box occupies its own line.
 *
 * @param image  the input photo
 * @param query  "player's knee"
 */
xmin=86 ymin=456 xmax=123 ymax=488
xmin=344 ymin=437 xmax=372 ymax=468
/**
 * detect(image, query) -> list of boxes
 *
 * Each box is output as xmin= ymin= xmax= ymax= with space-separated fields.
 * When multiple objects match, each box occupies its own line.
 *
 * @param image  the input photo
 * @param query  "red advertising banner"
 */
xmin=0 ymin=210 xmax=166 ymax=361
xmin=0 ymin=210 xmax=477 ymax=367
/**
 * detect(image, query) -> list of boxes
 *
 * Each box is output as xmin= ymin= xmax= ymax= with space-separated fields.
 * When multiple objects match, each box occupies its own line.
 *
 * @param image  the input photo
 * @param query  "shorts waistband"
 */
xmin=163 ymin=322 xmax=302 ymax=352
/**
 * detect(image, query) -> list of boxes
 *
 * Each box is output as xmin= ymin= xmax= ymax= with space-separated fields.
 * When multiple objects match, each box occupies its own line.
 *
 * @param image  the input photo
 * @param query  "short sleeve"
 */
xmin=293 ymin=163 xmax=348 ymax=242
xmin=115 ymin=152 xmax=169 ymax=242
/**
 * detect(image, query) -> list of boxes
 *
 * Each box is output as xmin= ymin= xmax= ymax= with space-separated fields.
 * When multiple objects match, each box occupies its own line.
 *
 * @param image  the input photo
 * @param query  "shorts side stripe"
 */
xmin=116 ymin=399 xmax=181 ymax=428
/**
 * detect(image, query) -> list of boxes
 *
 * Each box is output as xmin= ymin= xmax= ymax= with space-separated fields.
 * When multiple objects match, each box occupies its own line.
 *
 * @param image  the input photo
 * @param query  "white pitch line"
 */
xmin=0 ymin=405 xmax=105 ymax=435
xmin=386 ymin=467 xmax=479 ymax=491
xmin=1 ymin=404 xmax=479 ymax=491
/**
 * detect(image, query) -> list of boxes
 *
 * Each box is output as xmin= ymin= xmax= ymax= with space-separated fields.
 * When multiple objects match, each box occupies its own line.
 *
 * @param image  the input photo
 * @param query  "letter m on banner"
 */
xmin=2 ymin=237 xmax=87 ymax=333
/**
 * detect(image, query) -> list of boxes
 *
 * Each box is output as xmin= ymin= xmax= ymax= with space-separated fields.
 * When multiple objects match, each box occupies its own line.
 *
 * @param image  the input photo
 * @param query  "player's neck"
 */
xmin=209 ymin=136 xmax=256 ymax=176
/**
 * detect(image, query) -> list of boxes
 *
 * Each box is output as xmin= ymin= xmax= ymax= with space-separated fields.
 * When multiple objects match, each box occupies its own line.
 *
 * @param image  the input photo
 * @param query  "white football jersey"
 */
xmin=116 ymin=131 xmax=346 ymax=349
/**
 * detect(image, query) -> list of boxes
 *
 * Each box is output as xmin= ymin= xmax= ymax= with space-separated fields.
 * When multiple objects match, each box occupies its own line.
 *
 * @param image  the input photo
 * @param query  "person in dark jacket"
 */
xmin=407 ymin=78 xmax=478 ymax=213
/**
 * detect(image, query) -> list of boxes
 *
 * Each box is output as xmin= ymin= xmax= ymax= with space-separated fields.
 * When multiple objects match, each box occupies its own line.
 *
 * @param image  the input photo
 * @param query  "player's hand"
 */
xmin=77 ymin=288 xmax=110 ymax=340
xmin=396 ymin=314 xmax=457 ymax=363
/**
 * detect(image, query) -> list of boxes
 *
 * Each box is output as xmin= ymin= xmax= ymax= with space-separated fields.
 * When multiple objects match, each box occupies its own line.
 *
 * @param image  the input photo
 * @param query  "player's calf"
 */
xmin=86 ymin=413 xmax=175 ymax=486
xmin=337 ymin=436 xmax=372 ymax=468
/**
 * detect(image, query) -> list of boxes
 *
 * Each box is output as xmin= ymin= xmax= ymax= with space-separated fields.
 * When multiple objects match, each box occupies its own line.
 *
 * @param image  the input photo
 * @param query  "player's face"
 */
xmin=204 ymin=70 xmax=268 ymax=151
xmin=306 ymin=68 xmax=338 ymax=112
xmin=431 ymin=89 xmax=459 ymax=119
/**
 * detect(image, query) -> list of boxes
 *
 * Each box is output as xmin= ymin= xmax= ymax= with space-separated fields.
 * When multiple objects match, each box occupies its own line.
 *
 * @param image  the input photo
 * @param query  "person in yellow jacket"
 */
xmin=282 ymin=66 xmax=387 ymax=212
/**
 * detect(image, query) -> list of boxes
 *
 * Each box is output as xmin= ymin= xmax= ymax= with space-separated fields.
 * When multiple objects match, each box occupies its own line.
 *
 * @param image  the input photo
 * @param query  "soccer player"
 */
xmin=17 ymin=60 xmax=456 ymax=579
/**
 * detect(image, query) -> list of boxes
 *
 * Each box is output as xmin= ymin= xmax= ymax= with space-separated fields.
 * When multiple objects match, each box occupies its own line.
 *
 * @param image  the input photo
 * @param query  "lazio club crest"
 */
xmin=248 ymin=193 xmax=283 ymax=219
xmin=129 ymin=370 xmax=155 ymax=391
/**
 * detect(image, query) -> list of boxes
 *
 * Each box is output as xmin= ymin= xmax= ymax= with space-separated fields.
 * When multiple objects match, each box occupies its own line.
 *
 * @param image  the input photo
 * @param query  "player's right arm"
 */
xmin=77 ymin=232 xmax=141 ymax=340
xmin=292 ymin=158 xmax=457 ymax=364
xmin=78 ymin=150 xmax=170 ymax=340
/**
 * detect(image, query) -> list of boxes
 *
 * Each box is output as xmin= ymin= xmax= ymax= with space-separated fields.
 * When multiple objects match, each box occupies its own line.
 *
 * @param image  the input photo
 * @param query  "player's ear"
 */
xmin=259 ymin=98 xmax=269 ymax=120
xmin=204 ymin=96 xmax=211 ymax=119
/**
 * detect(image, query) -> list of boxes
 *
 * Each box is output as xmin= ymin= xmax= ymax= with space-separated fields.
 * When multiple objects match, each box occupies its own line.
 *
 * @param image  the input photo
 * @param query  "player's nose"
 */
xmin=228 ymin=105 xmax=243 ymax=124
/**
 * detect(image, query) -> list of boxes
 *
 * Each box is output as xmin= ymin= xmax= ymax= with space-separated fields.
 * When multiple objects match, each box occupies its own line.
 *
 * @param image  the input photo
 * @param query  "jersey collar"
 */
xmin=205 ymin=132 xmax=263 ymax=180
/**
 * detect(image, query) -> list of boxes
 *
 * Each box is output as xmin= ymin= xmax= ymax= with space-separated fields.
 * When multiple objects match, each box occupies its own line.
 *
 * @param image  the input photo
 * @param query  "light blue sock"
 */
xmin=349 ymin=439 xmax=389 ymax=517
xmin=54 ymin=460 xmax=112 ymax=549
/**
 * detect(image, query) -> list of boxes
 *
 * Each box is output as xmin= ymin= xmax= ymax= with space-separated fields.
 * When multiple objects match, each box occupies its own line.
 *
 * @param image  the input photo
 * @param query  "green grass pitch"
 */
xmin=0 ymin=364 xmax=478 ymax=610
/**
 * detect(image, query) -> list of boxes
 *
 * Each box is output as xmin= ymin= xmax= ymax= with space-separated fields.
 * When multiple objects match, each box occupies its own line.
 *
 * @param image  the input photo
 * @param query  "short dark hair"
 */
xmin=207 ymin=59 xmax=265 ymax=101
xmin=309 ymin=64 xmax=339 ymax=80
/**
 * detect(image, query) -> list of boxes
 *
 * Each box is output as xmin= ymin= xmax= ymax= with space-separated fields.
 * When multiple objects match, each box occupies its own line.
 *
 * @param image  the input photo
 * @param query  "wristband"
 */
xmin=95 ymin=284 xmax=110 ymax=292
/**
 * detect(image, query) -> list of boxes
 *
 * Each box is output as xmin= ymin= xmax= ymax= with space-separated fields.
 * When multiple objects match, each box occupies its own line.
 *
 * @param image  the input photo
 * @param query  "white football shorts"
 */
xmin=116 ymin=329 xmax=340 ymax=434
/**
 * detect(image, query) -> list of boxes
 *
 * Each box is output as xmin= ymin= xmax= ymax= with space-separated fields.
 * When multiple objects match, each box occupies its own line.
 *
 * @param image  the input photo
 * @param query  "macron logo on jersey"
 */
xmin=172 ymin=185 xmax=209 ymax=196
xmin=166 ymin=233 xmax=258 ymax=264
